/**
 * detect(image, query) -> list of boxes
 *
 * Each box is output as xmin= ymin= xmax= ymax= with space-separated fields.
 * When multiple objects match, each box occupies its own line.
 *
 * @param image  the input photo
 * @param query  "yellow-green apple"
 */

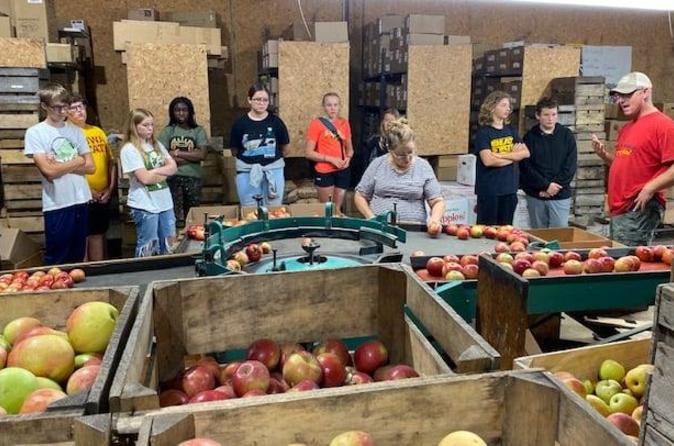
xmin=411 ymin=250 xmax=425 ymax=257
xmin=599 ymin=359 xmax=626 ymax=382
xmin=279 ymin=343 xmax=306 ymax=369
xmin=226 ymin=259 xmax=241 ymax=271
xmin=19 ymin=388 xmax=67 ymax=414
xmin=66 ymin=301 xmax=119 ymax=353
xmin=437 ymin=430 xmax=487 ymax=446
xmin=596 ymin=380 xmax=623 ymax=404
xmin=232 ymin=251 xmax=249 ymax=267
xmin=8 ymin=334 xmax=74 ymax=382
xmin=159 ymin=389 xmax=189 ymax=407
xmin=178 ymin=439 xmax=222 ymax=446
xmin=329 ymin=431 xmax=375 ymax=446
xmin=563 ymin=259 xmax=583 ymax=275
xmin=182 ymin=366 xmax=216 ymax=397
xmin=500 ymin=262 xmax=514 ymax=271
xmin=583 ymin=380 xmax=594 ymax=395
xmin=74 ymin=353 xmax=102 ymax=369
xmin=632 ymin=405 xmax=643 ymax=423
xmin=232 ymin=360 xmax=270 ymax=396
xmin=495 ymin=253 xmax=513 ymax=264
xmin=66 ymin=365 xmax=100 ymax=395
xmin=469 ymin=225 xmax=483 ymax=238
xmin=317 ymin=353 xmax=346 ymax=387
xmin=259 ymin=242 xmax=272 ymax=254
xmin=313 ymin=339 xmax=351 ymax=367
xmin=0 ymin=367 xmax=39 ymax=413
xmin=0 ymin=336 xmax=9 ymax=350
xmin=614 ymin=257 xmax=633 ymax=273
xmin=522 ymin=268 xmax=541 ymax=278
xmin=282 ymin=352 xmax=322 ymax=387
xmin=533 ymin=251 xmax=550 ymax=264
xmin=36 ymin=377 xmax=62 ymax=391
xmin=3 ymin=317 xmax=41 ymax=345
xmin=354 ymin=340 xmax=388 ymax=375
xmin=246 ymin=338 xmax=280 ymax=370
xmin=562 ymin=377 xmax=587 ymax=398
xmin=586 ymin=394 xmax=611 ymax=417
xmin=607 ymin=412 xmax=640 ymax=437
xmin=624 ymin=364 xmax=654 ymax=398
xmin=610 ymin=392 xmax=639 ymax=415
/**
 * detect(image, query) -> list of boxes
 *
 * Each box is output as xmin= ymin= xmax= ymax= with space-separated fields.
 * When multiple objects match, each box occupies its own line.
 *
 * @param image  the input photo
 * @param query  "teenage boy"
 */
xmin=24 ymin=84 xmax=95 ymax=265
xmin=520 ymin=97 xmax=577 ymax=228
xmin=592 ymin=72 xmax=674 ymax=246
xmin=68 ymin=94 xmax=117 ymax=261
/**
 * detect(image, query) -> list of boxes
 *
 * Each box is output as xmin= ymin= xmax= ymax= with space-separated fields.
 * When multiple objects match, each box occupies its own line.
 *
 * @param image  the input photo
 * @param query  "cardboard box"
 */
xmin=314 ymin=21 xmax=348 ymax=43
xmin=0 ymin=14 xmax=10 ymax=37
xmin=12 ymin=0 xmax=56 ymax=41
xmin=406 ymin=33 xmax=444 ymax=46
xmin=377 ymin=14 xmax=403 ymax=34
xmin=45 ymin=43 xmax=75 ymax=63
xmin=288 ymin=202 xmax=330 ymax=217
xmin=128 ymin=8 xmax=158 ymax=21
xmin=185 ymin=205 xmax=239 ymax=227
xmin=457 ymin=154 xmax=476 ymax=186
xmin=404 ymin=14 xmax=445 ymax=35
xmin=0 ymin=226 xmax=42 ymax=270
xmin=282 ymin=22 xmax=312 ymax=41
xmin=163 ymin=10 xmax=218 ymax=28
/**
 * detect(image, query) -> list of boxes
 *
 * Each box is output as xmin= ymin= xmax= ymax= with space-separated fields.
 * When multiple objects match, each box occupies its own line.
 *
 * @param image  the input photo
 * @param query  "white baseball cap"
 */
xmin=611 ymin=72 xmax=653 ymax=94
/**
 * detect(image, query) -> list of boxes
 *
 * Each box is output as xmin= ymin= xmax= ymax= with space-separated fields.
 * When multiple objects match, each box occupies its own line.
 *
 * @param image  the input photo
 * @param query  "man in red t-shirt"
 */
xmin=592 ymin=72 xmax=674 ymax=245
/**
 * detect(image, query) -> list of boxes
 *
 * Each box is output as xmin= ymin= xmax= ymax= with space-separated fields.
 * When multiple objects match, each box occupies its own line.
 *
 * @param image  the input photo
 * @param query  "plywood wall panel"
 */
xmin=0 ymin=38 xmax=45 ymax=68
xmin=125 ymin=43 xmax=211 ymax=135
xmin=278 ymin=41 xmax=350 ymax=157
xmin=407 ymin=44 xmax=472 ymax=155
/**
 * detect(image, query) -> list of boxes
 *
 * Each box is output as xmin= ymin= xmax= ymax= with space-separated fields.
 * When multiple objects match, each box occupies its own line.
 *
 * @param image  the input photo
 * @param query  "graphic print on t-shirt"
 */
xmin=168 ymin=135 xmax=196 ymax=152
xmin=241 ymin=127 xmax=277 ymax=159
xmin=50 ymin=136 xmax=79 ymax=162
xmin=86 ymin=133 xmax=108 ymax=154
xmin=615 ymin=144 xmax=633 ymax=158
xmin=144 ymin=149 xmax=168 ymax=192
xmin=490 ymin=136 xmax=514 ymax=154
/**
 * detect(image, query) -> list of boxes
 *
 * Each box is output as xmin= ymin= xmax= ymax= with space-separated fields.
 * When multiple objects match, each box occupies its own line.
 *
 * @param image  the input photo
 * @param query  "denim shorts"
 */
xmin=129 ymin=208 xmax=176 ymax=257
xmin=235 ymin=168 xmax=285 ymax=206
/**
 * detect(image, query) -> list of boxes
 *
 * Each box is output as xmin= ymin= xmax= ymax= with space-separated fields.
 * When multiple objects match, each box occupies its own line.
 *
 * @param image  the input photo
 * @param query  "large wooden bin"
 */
xmin=526 ymin=227 xmax=624 ymax=249
xmin=0 ymin=286 xmax=140 ymax=446
xmin=109 ymin=264 xmax=499 ymax=413
xmin=116 ymin=370 xmax=632 ymax=446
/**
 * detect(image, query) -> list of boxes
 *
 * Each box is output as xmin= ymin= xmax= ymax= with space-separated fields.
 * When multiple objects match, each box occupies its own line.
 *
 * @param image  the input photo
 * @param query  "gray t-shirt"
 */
xmin=120 ymin=142 xmax=174 ymax=214
xmin=356 ymin=155 xmax=442 ymax=224
xmin=24 ymin=121 xmax=92 ymax=212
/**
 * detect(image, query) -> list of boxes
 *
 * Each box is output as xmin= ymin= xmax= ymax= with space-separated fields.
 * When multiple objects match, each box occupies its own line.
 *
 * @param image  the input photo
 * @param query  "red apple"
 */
xmin=514 ymin=252 xmax=535 ymax=263
xmin=425 ymin=257 xmax=446 ymax=278
xmin=189 ymin=389 xmax=231 ymax=404
xmin=442 ymin=262 xmax=463 ymax=276
xmin=231 ymin=360 xmax=270 ymax=396
xmin=563 ymin=260 xmax=583 ymax=275
xmin=456 ymin=228 xmax=470 ymax=240
xmin=313 ymin=339 xmax=350 ymax=367
xmin=195 ymin=357 xmax=220 ymax=380
xmin=662 ymin=249 xmax=674 ymax=266
xmin=512 ymin=259 xmax=531 ymax=275
xmin=496 ymin=229 xmax=510 ymax=241
xmin=218 ymin=362 xmax=240 ymax=385
xmin=653 ymin=245 xmax=667 ymax=260
xmin=51 ymin=280 xmax=68 ymax=290
xmin=598 ymin=256 xmax=615 ymax=273
xmin=459 ymin=255 xmax=478 ymax=267
xmin=242 ymin=388 xmax=267 ymax=398
xmin=246 ymin=338 xmax=281 ymax=370
xmin=19 ymin=388 xmax=67 ymax=414
xmin=317 ymin=353 xmax=347 ymax=387
xmin=588 ymin=248 xmax=608 ymax=259
xmin=66 ymin=365 xmax=100 ymax=395
xmin=443 ymin=254 xmax=460 ymax=264
xmin=282 ymin=352 xmax=322 ymax=387
xmin=444 ymin=224 xmax=459 ymax=236
xmin=484 ymin=226 xmax=497 ymax=239
xmin=627 ymin=255 xmax=641 ymax=271
xmin=159 ymin=389 xmax=189 ymax=407
xmin=287 ymin=379 xmax=320 ymax=392
xmin=583 ymin=258 xmax=603 ymax=274
xmin=634 ymin=246 xmax=654 ymax=262
xmin=345 ymin=369 xmax=374 ymax=385
xmin=531 ymin=260 xmax=549 ymax=276
xmin=509 ymin=241 xmax=526 ymax=252
xmin=55 ymin=272 xmax=74 ymax=288
xmin=279 ymin=343 xmax=306 ymax=369
xmin=177 ymin=439 xmax=222 ymax=446
xmin=245 ymin=244 xmax=262 ymax=262
xmin=494 ymin=242 xmax=510 ymax=253
xmin=266 ymin=377 xmax=289 ymax=394
xmin=462 ymin=264 xmax=479 ymax=279
xmin=213 ymin=385 xmax=236 ymax=399
xmin=354 ymin=340 xmax=388 ymax=375
xmin=564 ymin=251 xmax=582 ymax=262
xmin=374 ymin=364 xmax=419 ymax=381
xmin=182 ymin=366 xmax=216 ymax=397
xmin=606 ymin=412 xmax=640 ymax=437
xmin=548 ymin=251 xmax=564 ymax=268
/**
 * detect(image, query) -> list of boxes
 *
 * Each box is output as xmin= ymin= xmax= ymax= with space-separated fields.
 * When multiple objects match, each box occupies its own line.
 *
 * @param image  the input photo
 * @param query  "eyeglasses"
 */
xmin=391 ymin=152 xmax=414 ymax=160
xmin=611 ymin=89 xmax=644 ymax=103
xmin=47 ymin=104 xmax=68 ymax=113
xmin=251 ymin=97 xmax=269 ymax=103
xmin=69 ymin=104 xmax=85 ymax=111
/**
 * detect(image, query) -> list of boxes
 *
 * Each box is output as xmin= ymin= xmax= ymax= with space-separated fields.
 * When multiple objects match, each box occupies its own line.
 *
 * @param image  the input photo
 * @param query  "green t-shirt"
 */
xmin=158 ymin=125 xmax=208 ymax=178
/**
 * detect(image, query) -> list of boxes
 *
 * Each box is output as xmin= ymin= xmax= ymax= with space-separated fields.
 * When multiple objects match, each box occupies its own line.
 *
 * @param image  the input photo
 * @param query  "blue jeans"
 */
xmin=236 ymin=168 xmax=285 ymax=206
xmin=526 ymin=196 xmax=571 ymax=228
xmin=129 ymin=208 xmax=176 ymax=257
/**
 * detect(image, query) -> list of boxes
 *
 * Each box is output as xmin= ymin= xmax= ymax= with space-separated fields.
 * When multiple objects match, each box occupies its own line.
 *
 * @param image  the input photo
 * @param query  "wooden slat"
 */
xmin=0 ymin=129 xmax=27 ymax=138
xmin=1 ymin=164 xmax=41 ymax=182
xmin=154 ymin=281 xmax=188 ymax=384
xmin=3 ymin=183 xmax=42 ymax=200
xmin=4 ymin=199 xmax=42 ymax=210
xmin=73 ymin=414 xmax=112 ymax=446
xmin=2 ymin=215 xmax=44 ymax=232
xmin=646 ymin=342 xmax=674 ymax=437
xmin=0 ymin=149 xmax=32 ymax=164
xmin=0 ymin=76 xmax=40 ymax=94
xmin=0 ymin=112 xmax=39 ymax=129
xmin=143 ymin=413 xmax=195 ymax=446
xmin=504 ymin=374 xmax=559 ymax=445
xmin=0 ymin=139 xmax=25 ymax=149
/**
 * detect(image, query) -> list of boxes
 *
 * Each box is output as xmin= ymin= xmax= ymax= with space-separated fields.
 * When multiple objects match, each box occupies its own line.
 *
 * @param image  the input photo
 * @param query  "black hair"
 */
xmin=168 ymin=96 xmax=198 ymax=129
xmin=535 ymin=97 xmax=559 ymax=114
xmin=247 ymin=82 xmax=270 ymax=99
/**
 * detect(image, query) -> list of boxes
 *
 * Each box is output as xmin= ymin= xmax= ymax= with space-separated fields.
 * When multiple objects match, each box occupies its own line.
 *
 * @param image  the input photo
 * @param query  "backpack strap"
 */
xmin=318 ymin=117 xmax=345 ymax=160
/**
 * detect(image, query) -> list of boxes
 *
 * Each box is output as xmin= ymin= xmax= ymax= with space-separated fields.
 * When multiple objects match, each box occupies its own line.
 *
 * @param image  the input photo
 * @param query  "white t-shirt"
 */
xmin=120 ymin=142 xmax=174 ymax=214
xmin=23 ymin=121 xmax=92 ymax=212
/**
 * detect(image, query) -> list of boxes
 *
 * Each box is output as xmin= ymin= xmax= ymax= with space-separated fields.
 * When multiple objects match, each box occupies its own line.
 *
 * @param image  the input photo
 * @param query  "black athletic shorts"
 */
xmin=314 ymin=168 xmax=351 ymax=189
xmin=88 ymin=201 xmax=111 ymax=236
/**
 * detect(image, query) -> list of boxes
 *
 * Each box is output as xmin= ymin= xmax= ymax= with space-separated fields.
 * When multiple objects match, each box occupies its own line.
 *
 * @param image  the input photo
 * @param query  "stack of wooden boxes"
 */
xmin=550 ymin=76 xmax=607 ymax=225
xmin=0 ymin=67 xmax=45 ymax=242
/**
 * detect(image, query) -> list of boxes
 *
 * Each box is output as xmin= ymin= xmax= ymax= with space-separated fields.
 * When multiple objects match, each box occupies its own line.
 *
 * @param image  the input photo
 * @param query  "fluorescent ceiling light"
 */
xmin=509 ymin=0 xmax=674 ymax=11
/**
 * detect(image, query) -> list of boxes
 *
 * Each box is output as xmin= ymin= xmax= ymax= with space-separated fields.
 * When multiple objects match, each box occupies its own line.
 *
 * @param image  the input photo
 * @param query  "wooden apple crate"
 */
xmin=641 ymin=283 xmax=674 ymax=445
xmin=526 ymin=227 xmax=625 ymax=249
xmin=0 ymin=286 xmax=141 ymax=446
xmin=105 ymin=370 xmax=633 ymax=446
xmin=108 ymin=264 xmax=500 ymax=413
xmin=513 ymin=337 xmax=651 ymax=380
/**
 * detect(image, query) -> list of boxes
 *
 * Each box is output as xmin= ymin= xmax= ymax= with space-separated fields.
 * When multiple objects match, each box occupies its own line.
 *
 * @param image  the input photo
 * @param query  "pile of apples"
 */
xmin=158 ymin=338 xmax=419 ymax=408
xmin=555 ymin=359 xmax=654 ymax=440
xmin=226 ymin=242 xmax=273 ymax=272
xmin=185 ymin=224 xmax=206 ymax=241
xmin=243 ymin=206 xmax=291 ymax=222
xmin=0 ymin=267 xmax=86 ymax=294
xmin=177 ymin=430 xmax=486 ymax=446
xmin=423 ymin=255 xmax=480 ymax=281
xmin=0 ymin=301 xmax=119 ymax=415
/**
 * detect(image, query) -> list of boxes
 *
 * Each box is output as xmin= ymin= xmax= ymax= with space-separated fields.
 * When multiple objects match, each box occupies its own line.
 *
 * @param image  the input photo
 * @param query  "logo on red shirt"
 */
xmin=615 ymin=145 xmax=633 ymax=158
